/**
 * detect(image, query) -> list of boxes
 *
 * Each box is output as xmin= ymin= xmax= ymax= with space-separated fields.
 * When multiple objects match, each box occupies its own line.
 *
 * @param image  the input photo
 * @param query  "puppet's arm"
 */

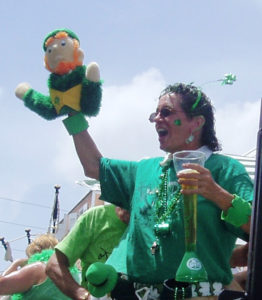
xmin=80 ymin=62 xmax=102 ymax=117
xmin=86 ymin=62 xmax=100 ymax=82
xmin=15 ymin=83 xmax=57 ymax=120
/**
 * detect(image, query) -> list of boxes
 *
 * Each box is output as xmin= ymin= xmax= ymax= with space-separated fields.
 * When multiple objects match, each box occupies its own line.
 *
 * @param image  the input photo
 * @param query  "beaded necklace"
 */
xmin=151 ymin=162 xmax=182 ymax=255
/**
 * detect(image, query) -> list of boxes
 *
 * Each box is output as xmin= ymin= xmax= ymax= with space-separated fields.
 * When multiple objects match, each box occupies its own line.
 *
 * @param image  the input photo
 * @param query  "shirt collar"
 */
xmin=197 ymin=145 xmax=212 ymax=161
xmin=160 ymin=146 xmax=213 ymax=167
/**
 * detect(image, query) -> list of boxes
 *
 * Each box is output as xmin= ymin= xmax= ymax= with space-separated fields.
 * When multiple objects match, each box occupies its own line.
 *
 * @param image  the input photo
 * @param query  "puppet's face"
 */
xmin=44 ymin=36 xmax=84 ymax=75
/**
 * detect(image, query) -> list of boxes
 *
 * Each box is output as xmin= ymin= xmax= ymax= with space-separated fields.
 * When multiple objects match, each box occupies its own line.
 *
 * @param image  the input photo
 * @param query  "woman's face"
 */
xmin=154 ymin=93 xmax=200 ymax=153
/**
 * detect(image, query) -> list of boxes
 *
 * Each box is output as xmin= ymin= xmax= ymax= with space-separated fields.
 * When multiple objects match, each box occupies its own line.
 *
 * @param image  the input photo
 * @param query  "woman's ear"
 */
xmin=193 ymin=115 xmax=205 ymax=133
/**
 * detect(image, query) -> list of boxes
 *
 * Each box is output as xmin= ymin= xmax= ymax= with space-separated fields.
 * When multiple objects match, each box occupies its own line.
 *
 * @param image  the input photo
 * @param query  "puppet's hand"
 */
xmin=15 ymin=82 xmax=31 ymax=100
xmin=86 ymin=62 xmax=100 ymax=82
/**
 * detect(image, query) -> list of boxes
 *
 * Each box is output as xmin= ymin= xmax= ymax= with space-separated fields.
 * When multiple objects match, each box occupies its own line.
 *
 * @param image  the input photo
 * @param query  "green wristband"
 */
xmin=221 ymin=195 xmax=252 ymax=227
xmin=63 ymin=112 xmax=89 ymax=135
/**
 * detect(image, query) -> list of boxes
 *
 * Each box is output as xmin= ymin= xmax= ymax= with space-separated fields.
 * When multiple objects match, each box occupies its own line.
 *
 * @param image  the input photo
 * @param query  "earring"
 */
xmin=185 ymin=134 xmax=194 ymax=144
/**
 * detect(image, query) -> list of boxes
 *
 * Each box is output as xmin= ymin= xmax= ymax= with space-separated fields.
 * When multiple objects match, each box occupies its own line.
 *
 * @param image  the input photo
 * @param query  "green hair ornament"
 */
xmin=191 ymin=73 xmax=236 ymax=111
xmin=191 ymin=89 xmax=202 ymax=111
xmin=219 ymin=73 xmax=237 ymax=85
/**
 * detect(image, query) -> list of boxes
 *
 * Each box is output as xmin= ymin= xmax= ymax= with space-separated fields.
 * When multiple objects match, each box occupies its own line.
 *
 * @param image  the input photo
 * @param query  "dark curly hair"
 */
xmin=160 ymin=83 xmax=222 ymax=151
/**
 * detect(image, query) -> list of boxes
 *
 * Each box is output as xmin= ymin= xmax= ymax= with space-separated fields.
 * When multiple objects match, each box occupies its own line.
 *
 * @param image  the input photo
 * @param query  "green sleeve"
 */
xmin=207 ymin=154 xmax=253 ymax=240
xmin=55 ymin=211 xmax=92 ymax=266
xmin=99 ymin=158 xmax=138 ymax=210
xmin=23 ymin=88 xmax=57 ymax=120
xmin=223 ymin=173 xmax=253 ymax=241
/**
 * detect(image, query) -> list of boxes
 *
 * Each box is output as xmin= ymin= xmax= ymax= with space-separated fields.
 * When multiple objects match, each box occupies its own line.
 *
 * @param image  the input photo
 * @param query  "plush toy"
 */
xmin=15 ymin=28 xmax=102 ymax=120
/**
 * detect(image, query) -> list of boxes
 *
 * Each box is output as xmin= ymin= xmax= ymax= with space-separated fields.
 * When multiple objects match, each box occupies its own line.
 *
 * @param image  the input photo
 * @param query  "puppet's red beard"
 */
xmin=53 ymin=60 xmax=82 ymax=75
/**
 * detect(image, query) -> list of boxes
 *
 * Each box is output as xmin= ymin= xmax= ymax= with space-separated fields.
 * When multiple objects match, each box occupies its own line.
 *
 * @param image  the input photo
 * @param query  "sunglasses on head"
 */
xmin=149 ymin=107 xmax=182 ymax=123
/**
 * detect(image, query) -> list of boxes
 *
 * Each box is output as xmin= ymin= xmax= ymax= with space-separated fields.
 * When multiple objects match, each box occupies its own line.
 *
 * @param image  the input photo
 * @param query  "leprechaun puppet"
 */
xmin=15 ymin=28 xmax=102 ymax=122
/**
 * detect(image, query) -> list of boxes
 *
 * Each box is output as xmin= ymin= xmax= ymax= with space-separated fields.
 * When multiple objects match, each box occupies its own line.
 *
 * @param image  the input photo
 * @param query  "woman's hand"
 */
xmin=177 ymin=163 xmax=234 ymax=210
xmin=177 ymin=163 xmax=251 ymax=233
xmin=230 ymin=243 xmax=249 ymax=267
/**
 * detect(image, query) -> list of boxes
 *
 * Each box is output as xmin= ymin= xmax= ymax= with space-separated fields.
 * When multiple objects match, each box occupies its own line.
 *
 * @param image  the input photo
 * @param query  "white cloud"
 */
xmin=216 ymin=100 xmax=260 ymax=155
xmin=92 ymin=68 xmax=166 ymax=159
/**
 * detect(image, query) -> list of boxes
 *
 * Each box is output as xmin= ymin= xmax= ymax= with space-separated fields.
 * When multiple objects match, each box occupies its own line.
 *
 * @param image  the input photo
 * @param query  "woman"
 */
xmin=0 ymin=234 xmax=80 ymax=299
xmin=62 ymin=83 xmax=253 ymax=299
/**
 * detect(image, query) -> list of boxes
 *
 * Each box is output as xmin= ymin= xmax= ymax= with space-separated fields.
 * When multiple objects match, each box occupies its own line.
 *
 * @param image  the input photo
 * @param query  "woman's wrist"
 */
xmin=210 ymin=185 xmax=234 ymax=210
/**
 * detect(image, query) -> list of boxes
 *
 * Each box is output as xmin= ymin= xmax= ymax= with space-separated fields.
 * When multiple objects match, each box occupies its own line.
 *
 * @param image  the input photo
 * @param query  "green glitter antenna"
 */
xmin=191 ymin=73 xmax=237 ymax=111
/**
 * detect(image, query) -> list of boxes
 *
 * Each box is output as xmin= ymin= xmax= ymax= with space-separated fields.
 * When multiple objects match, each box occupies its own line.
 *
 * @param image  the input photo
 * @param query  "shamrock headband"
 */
xmin=191 ymin=73 xmax=237 ymax=111
xmin=43 ymin=28 xmax=80 ymax=51
xmin=191 ymin=89 xmax=202 ymax=111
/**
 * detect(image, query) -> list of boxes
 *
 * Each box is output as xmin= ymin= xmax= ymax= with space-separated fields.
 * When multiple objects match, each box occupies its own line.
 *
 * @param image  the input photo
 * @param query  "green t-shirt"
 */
xmin=99 ymin=153 xmax=253 ymax=285
xmin=56 ymin=204 xmax=127 ymax=288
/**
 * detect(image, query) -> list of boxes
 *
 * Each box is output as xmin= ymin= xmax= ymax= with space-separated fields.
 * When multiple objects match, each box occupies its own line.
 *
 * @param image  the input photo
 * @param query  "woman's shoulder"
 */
xmin=207 ymin=153 xmax=248 ymax=173
xmin=137 ymin=156 xmax=164 ymax=165
xmin=208 ymin=152 xmax=243 ymax=165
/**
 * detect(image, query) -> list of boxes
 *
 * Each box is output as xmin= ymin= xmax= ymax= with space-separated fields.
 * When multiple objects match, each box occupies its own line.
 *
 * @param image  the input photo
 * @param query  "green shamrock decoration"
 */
xmin=220 ymin=73 xmax=236 ymax=85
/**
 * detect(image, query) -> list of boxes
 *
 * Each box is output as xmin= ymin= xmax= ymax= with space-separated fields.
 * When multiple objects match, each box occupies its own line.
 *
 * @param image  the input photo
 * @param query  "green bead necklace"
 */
xmin=151 ymin=163 xmax=182 ymax=255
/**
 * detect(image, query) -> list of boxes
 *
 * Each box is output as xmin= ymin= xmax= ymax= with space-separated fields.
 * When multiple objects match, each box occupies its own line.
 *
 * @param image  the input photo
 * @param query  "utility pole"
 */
xmin=48 ymin=185 xmax=61 ymax=234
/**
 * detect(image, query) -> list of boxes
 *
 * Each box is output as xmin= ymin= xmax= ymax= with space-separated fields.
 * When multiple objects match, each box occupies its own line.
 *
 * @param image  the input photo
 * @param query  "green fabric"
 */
xmin=221 ymin=194 xmax=252 ymax=227
xmin=99 ymin=153 xmax=253 ymax=285
xmin=48 ymin=66 xmax=102 ymax=117
xmin=63 ymin=113 xmax=89 ymax=135
xmin=43 ymin=28 xmax=80 ymax=51
xmin=11 ymin=277 xmax=76 ymax=300
xmin=48 ymin=65 xmax=85 ymax=91
xmin=86 ymin=262 xmax=118 ymax=297
xmin=27 ymin=249 xmax=54 ymax=264
xmin=56 ymin=204 xmax=127 ymax=289
xmin=22 ymin=66 xmax=102 ymax=120
xmin=23 ymin=88 xmax=58 ymax=120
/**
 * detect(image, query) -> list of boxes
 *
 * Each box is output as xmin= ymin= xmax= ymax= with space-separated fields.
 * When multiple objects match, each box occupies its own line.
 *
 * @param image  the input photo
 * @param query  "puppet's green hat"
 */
xmin=43 ymin=28 xmax=79 ymax=51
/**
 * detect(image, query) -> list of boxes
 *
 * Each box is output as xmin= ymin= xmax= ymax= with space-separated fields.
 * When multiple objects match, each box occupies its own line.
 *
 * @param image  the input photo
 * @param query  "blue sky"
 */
xmin=0 ymin=0 xmax=261 ymax=271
